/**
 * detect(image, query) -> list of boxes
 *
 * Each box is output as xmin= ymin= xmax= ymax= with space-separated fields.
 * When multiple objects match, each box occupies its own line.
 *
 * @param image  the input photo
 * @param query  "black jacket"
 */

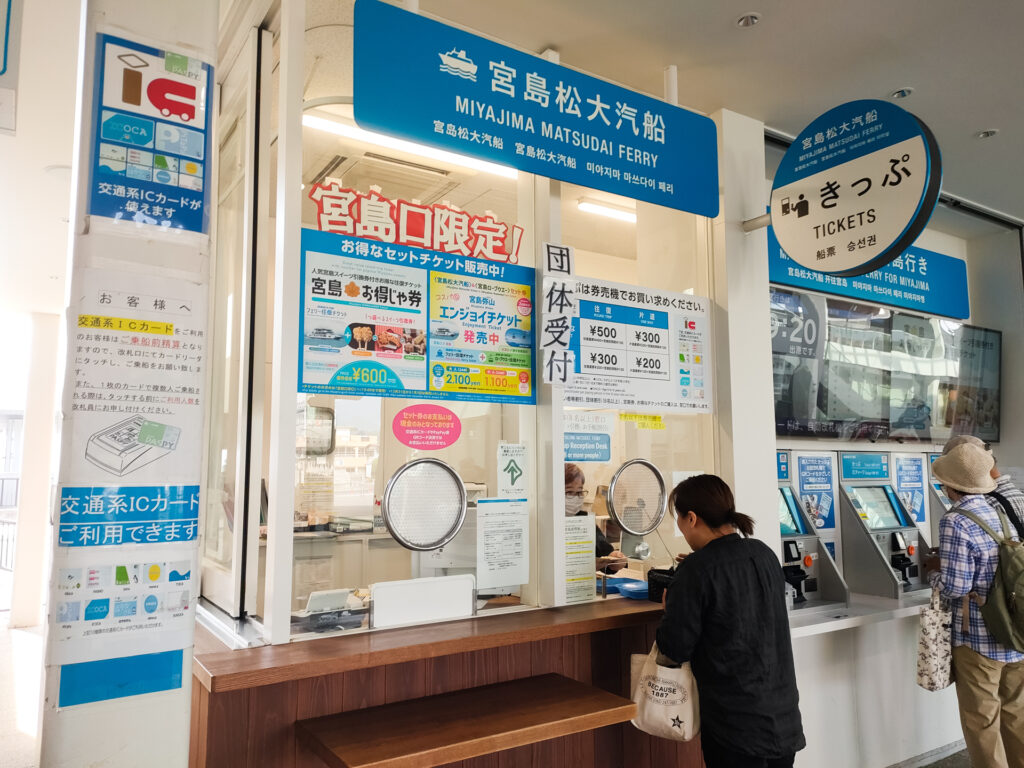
xmin=656 ymin=534 xmax=805 ymax=758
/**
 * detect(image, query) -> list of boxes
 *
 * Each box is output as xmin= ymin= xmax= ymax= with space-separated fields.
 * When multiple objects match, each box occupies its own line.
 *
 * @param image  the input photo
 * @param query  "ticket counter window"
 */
xmin=558 ymin=179 xmax=716 ymax=568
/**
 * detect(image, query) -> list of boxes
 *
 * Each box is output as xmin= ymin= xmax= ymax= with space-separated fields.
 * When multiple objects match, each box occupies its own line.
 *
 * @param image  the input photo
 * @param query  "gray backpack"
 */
xmin=959 ymin=496 xmax=1024 ymax=653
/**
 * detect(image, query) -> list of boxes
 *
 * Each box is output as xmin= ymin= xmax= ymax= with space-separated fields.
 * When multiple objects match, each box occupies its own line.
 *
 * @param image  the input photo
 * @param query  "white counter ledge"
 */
xmin=789 ymin=591 xmax=930 ymax=638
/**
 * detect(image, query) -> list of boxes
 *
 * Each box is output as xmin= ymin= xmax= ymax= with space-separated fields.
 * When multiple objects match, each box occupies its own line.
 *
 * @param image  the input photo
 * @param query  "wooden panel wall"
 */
xmin=190 ymin=624 xmax=704 ymax=768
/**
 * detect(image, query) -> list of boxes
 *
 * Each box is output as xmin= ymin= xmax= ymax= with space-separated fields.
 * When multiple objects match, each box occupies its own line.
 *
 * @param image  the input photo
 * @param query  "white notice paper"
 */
xmin=497 ymin=443 xmax=528 ymax=498
xmin=476 ymin=498 xmax=529 ymax=590
xmin=564 ymin=514 xmax=597 ymax=604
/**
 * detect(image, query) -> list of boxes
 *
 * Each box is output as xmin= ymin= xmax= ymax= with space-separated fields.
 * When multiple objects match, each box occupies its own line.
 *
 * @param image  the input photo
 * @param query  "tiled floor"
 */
xmin=0 ymin=614 xmax=42 ymax=768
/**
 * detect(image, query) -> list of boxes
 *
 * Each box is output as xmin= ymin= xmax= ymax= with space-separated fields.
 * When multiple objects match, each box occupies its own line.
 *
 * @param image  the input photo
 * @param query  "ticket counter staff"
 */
xmin=565 ymin=463 xmax=627 ymax=573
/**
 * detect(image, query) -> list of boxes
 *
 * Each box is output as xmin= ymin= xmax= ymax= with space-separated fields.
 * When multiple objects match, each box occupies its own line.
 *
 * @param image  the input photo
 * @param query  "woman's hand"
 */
xmin=674 ymin=552 xmax=689 ymax=563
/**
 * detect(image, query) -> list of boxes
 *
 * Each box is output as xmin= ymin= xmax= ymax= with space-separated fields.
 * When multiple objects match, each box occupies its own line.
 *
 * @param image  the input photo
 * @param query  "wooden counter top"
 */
xmin=194 ymin=598 xmax=662 ymax=693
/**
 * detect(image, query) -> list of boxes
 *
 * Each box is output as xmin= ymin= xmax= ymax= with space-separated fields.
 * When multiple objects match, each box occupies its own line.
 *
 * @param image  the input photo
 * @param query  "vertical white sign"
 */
xmin=564 ymin=515 xmax=597 ymax=604
xmin=476 ymin=498 xmax=529 ymax=590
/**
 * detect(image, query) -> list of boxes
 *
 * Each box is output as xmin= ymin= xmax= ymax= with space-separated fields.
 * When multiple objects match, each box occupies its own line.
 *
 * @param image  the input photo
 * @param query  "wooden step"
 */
xmin=295 ymin=673 xmax=637 ymax=768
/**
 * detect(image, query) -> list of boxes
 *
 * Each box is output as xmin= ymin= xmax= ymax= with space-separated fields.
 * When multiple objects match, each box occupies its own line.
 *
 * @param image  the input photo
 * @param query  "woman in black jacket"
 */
xmin=657 ymin=474 xmax=805 ymax=768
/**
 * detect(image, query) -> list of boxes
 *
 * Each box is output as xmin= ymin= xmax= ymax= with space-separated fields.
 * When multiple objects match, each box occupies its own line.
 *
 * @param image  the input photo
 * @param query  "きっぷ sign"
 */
xmin=392 ymin=405 xmax=462 ymax=450
xmin=353 ymin=0 xmax=718 ymax=217
xmin=770 ymin=100 xmax=941 ymax=277
xmin=89 ymin=35 xmax=212 ymax=234
xmin=308 ymin=184 xmax=524 ymax=263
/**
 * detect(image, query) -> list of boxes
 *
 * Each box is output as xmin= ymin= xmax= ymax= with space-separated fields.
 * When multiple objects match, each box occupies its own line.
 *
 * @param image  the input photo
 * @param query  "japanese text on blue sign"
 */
xmin=796 ymin=455 xmax=835 ymax=530
xmin=768 ymin=225 xmax=968 ymax=319
xmin=58 ymin=485 xmax=200 ymax=547
xmin=89 ymin=35 xmax=212 ymax=234
xmin=840 ymin=453 xmax=890 ymax=481
xmin=353 ymin=0 xmax=718 ymax=216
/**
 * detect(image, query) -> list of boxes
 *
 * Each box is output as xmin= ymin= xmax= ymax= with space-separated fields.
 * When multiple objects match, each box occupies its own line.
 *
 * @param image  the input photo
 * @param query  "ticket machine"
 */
xmin=927 ymin=453 xmax=952 ymax=545
xmin=777 ymin=451 xmax=848 ymax=611
xmin=838 ymin=452 xmax=928 ymax=600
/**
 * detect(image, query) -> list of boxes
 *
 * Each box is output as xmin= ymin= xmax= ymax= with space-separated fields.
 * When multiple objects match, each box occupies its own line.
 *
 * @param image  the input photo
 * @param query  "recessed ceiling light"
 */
xmin=578 ymin=198 xmax=637 ymax=223
xmin=890 ymin=87 xmax=913 ymax=99
xmin=975 ymin=129 xmax=999 ymax=139
xmin=736 ymin=12 xmax=761 ymax=28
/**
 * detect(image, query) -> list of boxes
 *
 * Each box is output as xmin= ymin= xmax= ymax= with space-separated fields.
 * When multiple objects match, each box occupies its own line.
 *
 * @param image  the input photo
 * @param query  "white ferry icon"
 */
xmin=439 ymin=49 xmax=477 ymax=81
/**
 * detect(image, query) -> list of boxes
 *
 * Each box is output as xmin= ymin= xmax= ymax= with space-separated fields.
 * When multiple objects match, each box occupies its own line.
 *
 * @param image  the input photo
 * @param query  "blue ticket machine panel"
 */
xmin=778 ymin=451 xmax=848 ymax=611
xmin=838 ymin=452 xmax=927 ymax=600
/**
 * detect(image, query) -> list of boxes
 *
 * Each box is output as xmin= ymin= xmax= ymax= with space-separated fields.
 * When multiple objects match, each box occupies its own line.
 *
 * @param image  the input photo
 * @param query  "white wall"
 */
xmin=794 ymin=620 xmax=961 ymax=768
xmin=964 ymin=229 xmax=1024 ymax=476
xmin=0 ymin=0 xmax=80 ymax=316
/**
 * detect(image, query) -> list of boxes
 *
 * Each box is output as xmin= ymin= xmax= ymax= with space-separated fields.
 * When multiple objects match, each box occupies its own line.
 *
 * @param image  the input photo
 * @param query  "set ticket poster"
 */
xmin=300 ymin=228 xmax=536 ymax=404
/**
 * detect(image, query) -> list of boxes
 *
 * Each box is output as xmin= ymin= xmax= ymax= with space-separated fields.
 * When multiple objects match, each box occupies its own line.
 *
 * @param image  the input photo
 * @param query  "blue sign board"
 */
xmin=840 ymin=452 xmax=890 ymax=481
xmin=1 ymin=0 xmax=19 ymax=78
xmin=893 ymin=455 xmax=926 ymax=524
xmin=58 ymin=484 xmax=199 ymax=547
xmin=768 ymin=225 xmax=969 ymax=319
xmin=353 ymin=0 xmax=718 ymax=217
xmin=796 ymin=455 xmax=836 ymax=530
xmin=770 ymin=99 xmax=941 ymax=276
xmin=565 ymin=433 xmax=611 ymax=463
xmin=89 ymin=35 xmax=212 ymax=234
xmin=777 ymin=451 xmax=790 ymax=481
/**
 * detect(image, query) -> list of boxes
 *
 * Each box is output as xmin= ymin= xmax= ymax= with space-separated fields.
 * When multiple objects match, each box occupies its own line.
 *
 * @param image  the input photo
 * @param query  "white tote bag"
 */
xmin=630 ymin=643 xmax=699 ymax=741
xmin=916 ymin=587 xmax=954 ymax=692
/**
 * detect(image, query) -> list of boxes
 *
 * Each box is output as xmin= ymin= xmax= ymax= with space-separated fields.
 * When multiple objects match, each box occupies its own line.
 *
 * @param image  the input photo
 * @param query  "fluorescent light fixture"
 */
xmin=302 ymin=114 xmax=518 ymax=179
xmin=577 ymin=198 xmax=637 ymax=223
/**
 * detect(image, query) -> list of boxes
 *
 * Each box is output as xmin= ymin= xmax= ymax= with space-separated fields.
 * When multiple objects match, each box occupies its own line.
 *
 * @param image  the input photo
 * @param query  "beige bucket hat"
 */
xmin=931 ymin=443 xmax=996 ymax=495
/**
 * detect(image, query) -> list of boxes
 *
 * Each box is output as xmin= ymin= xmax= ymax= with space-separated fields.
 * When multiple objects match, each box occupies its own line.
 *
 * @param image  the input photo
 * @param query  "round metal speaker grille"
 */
xmin=607 ymin=459 xmax=667 ymax=536
xmin=382 ymin=458 xmax=467 ymax=551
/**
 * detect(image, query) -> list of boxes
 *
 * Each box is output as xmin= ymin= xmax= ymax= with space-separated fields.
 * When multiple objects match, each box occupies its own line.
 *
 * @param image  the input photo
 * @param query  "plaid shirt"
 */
xmin=929 ymin=493 xmax=1024 ymax=663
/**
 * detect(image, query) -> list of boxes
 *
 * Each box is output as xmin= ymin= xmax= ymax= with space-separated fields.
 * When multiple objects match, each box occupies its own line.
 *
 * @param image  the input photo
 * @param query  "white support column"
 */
xmin=39 ymin=2 xmax=217 ymax=765
xmin=264 ymin=0 xmax=305 ymax=643
xmin=9 ymin=312 xmax=60 ymax=628
xmin=710 ymin=109 xmax=780 ymax=552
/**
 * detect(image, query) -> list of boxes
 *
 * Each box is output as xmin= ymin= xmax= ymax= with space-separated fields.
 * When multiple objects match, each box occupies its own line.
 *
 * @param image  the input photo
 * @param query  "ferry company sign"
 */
xmin=353 ymin=0 xmax=719 ymax=217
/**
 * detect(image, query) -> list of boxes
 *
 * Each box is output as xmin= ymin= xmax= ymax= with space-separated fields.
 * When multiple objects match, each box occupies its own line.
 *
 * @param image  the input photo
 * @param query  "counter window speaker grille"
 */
xmin=607 ymin=458 xmax=668 ymax=536
xmin=382 ymin=458 xmax=467 ymax=551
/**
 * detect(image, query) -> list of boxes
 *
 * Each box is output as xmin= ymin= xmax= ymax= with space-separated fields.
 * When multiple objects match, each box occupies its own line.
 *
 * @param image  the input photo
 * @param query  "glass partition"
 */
xmin=560 ymin=181 xmax=717 ymax=566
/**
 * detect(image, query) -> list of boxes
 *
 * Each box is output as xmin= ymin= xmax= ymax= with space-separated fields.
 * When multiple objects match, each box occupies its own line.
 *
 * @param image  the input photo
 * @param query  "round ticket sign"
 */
xmin=770 ymin=99 xmax=941 ymax=276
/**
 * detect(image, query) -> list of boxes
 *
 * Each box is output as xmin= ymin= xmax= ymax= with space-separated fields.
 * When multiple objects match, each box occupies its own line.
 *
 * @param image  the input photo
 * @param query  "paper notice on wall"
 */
xmin=564 ymin=514 xmax=596 ymax=604
xmin=49 ymin=267 xmax=207 ymax=668
xmin=67 ymin=269 xmax=207 ymax=487
xmin=566 ymin=277 xmax=713 ymax=413
xmin=476 ymin=498 xmax=529 ymax=590
xmin=497 ymin=443 xmax=528 ymax=498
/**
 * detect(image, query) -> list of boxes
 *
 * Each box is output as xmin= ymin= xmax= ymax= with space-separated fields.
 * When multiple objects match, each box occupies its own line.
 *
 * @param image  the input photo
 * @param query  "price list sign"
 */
xmin=566 ymin=278 xmax=712 ymax=413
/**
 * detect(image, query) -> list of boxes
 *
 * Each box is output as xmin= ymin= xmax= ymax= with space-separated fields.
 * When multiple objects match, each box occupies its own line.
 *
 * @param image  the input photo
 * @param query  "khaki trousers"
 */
xmin=952 ymin=645 xmax=1024 ymax=768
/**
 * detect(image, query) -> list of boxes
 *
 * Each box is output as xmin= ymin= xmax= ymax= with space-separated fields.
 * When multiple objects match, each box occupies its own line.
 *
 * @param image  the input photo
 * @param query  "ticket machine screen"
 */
xmin=778 ymin=487 xmax=805 ymax=535
xmin=846 ymin=486 xmax=904 ymax=530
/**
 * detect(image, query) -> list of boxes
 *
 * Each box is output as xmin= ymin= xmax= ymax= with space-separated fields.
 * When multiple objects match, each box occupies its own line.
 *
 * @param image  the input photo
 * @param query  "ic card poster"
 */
xmin=89 ymin=35 xmax=212 ymax=233
xmin=300 ymin=228 xmax=535 ymax=404
xmin=49 ymin=269 xmax=206 ymax=700
xmin=565 ymin=277 xmax=712 ymax=413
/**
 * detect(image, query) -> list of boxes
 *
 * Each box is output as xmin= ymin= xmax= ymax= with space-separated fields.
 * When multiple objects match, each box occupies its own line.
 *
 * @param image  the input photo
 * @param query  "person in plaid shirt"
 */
xmin=925 ymin=442 xmax=1024 ymax=768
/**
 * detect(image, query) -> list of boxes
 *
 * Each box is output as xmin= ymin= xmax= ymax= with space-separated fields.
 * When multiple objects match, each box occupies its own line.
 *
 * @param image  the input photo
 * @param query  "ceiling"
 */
xmin=417 ymin=0 xmax=1024 ymax=225
xmin=3 ymin=0 xmax=1022 ymax=318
